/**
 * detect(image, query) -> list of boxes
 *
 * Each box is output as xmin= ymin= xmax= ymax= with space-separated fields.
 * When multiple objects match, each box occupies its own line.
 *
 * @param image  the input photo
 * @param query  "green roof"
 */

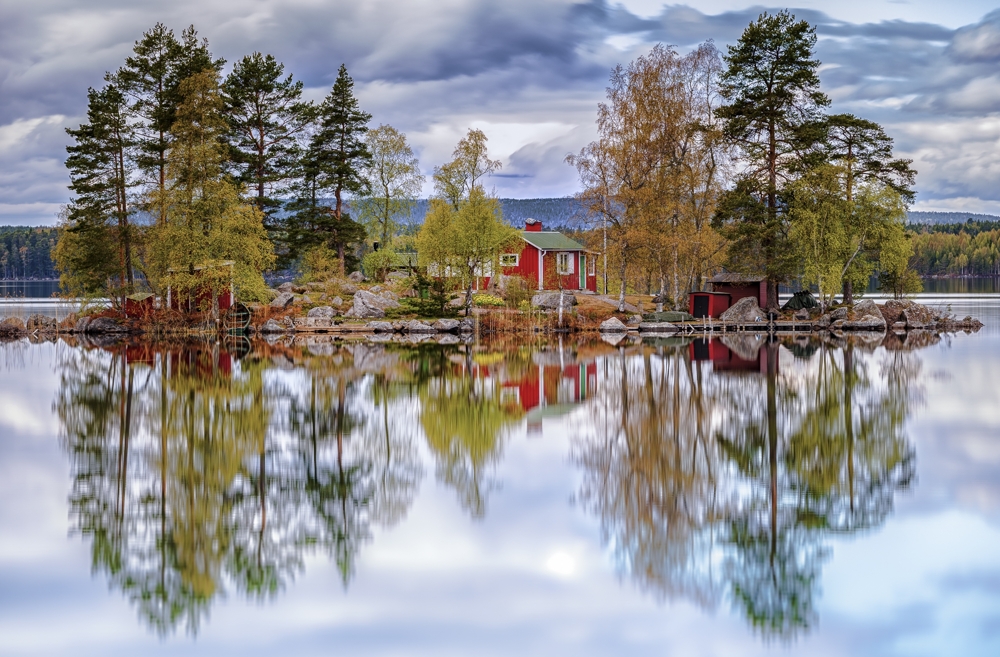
xmin=520 ymin=231 xmax=586 ymax=251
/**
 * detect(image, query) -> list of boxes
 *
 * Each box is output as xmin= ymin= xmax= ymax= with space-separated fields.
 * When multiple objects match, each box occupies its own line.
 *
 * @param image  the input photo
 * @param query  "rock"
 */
xmin=260 ymin=318 xmax=285 ymax=333
xmin=306 ymin=282 xmax=325 ymax=291
xmin=853 ymin=299 xmax=880 ymax=319
xmin=86 ymin=317 xmax=128 ymax=333
xmin=637 ymin=321 xmax=680 ymax=333
xmin=432 ymin=318 xmax=461 ymax=332
xmin=73 ymin=316 xmax=91 ymax=333
xmin=720 ymin=297 xmax=765 ymax=323
xmin=829 ymin=306 xmax=849 ymax=321
xmin=331 ymin=296 xmax=344 ymax=308
xmin=298 ymin=295 xmax=312 ymax=305
xmin=720 ymin=334 xmax=764 ymax=360
xmin=340 ymin=283 xmax=358 ymax=295
xmin=531 ymin=291 xmax=577 ymax=310
xmin=448 ymin=296 xmax=466 ymax=308
xmin=794 ymin=309 xmax=810 ymax=321
xmin=458 ymin=317 xmax=476 ymax=333
xmin=292 ymin=317 xmax=333 ymax=330
xmin=879 ymin=299 xmax=913 ymax=324
xmin=368 ymin=321 xmax=395 ymax=333
xmin=26 ymin=314 xmax=57 ymax=332
xmin=387 ymin=271 xmax=409 ymax=280
xmin=601 ymin=332 xmax=626 ymax=347
xmin=843 ymin=318 xmax=887 ymax=331
xmin=403 ymin=320 xmax=436 ymax=333
xmin=436 ymin=334 xmax=460 ymax=345
xmin=270 ymin=292 xmax=294 ymax=308
xmin=627 ymin=314 xmax=643 ymax=326
xmin=902 ymin=303 xmax=937 ymax=328
xmin=348 ymin=271 xmax=366 ymax=283
xmin=277 ymin=281 xmax=295 ymax=293
xmin=307 ymin=306 xmax=336 ymax=318
xmin=344 ymin=290 xmax=400 ymax=319
xmin=599 ymin=317 xmax=628 ymax=333
xmin=370 ymin=285 xmax=383 ymax=293
xmin=1 ymin=317 xmax=26 ymax=331
xmin=380 ymin=290 xmax=399 ymax=302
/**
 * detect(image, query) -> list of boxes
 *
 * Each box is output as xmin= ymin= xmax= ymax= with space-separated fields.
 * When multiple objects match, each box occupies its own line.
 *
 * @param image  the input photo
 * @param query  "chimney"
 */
xmin=525 ymin=218 xmax=542 ymax=232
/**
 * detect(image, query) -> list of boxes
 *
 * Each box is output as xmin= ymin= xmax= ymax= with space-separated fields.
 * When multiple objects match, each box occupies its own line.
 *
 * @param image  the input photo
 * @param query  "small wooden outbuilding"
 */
xmin=708 ymin=273 xmax=769 ymax=309
xmin=689 ymin=291 xmax=731 ymax=319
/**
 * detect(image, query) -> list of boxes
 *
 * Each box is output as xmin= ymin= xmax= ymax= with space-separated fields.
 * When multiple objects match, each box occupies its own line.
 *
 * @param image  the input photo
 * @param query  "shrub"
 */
xmin=473 ymin=293 xmax=505 ymax=307
xmin=501 ymin=274 xmax=532 ymax=309
xmin=361 ymin=249 xmax=397 ymax=283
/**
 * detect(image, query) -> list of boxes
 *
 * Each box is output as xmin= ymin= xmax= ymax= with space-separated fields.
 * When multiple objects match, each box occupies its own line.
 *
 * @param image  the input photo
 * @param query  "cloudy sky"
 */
xmin=2 ymin=0 xmax=1000 ymax=226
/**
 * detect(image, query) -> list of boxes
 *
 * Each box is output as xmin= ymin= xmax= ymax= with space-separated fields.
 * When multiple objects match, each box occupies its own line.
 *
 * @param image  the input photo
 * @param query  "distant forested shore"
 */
xmin=6 ymin=207 xmax=1000 ymax=283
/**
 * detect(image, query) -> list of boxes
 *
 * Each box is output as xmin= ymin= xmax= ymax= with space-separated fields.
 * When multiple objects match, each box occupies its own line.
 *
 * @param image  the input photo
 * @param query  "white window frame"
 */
xmin=557 ymin=252 xmax=574 ymax=275
xmin=500 ymin=253 xmax=519 ymax=267
xmin=587 ymin=255 xmax=596 ymax=276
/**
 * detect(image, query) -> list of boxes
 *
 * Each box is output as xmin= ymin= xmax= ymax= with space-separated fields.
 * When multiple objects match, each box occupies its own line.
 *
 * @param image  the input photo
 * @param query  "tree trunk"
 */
xmin=843 ymin=279 xmax=854 ymax=306
xmin=618 ymin=257 xmax=627 ymax=314
xmin=335 ymin=185 xmax=346 ymax=276
xmin=765 ymin=278 xmax=779 ymax=312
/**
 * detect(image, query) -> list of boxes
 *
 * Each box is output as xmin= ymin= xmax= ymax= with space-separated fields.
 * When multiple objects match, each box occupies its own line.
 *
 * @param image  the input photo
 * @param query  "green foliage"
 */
xmin=360 ymin=249 xmax=397 ymax=283
xmin=355 ymin=124 xmax=424 ymax=246
xmin=223 ymin=52 xmax=314 ymax=227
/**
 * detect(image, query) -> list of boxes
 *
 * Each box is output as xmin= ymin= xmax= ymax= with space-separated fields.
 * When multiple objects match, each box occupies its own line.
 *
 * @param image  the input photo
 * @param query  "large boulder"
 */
xmin=344 ymin=290 xmax=401 ymax=319
xmin=720 ymin=297 xmax=765 ymax=323
xmin=339 ymin=283 xmax=358 ymax=295
xmin=86 ymin=317 xmax=128 ymax=333
xmin=348 ymin=271 xmax=366 ymax=283
xmin=1 ymin=317 xmax=26 ymax=331
xmin=829 ymin=306 xmax=849 ymax=321
xmin=853 ymin=299 xmax=881 ymax=320
xmin=73 ymin=316 xmax=91 ymax=333
xmin=902 ymin=303 xmax=937 ymax=329
xmin=532 ymin=291 xmax=577 ymax=310
xmin=599 ymin=317 xmax=628 ymax=333
xmin=368 ymin=321 xmax=395 ymax=333
xmin=432 ymin=318 xmax=461 ymax=333
xmin=331 ymin=296 xmax=344 ymax=308
xmin=26 ymin=314 xmax=58 ymax=332
xmin=270 ymin=292 xmax=294 ymax=308
xmin=403 ymin=319 xmax=436 ymax=333
xmin=307 ymin=306 xmax=336 ymax=319
xmin=879 ymin=299 xmax=913 ymax=324
xmin=277 ymin=281 xmax=295 ymax=293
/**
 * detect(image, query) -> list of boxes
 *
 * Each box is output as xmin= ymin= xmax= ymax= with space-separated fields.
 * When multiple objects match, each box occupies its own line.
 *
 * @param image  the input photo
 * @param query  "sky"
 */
xmin=2 ymin=0 xmax=1000 ymax=226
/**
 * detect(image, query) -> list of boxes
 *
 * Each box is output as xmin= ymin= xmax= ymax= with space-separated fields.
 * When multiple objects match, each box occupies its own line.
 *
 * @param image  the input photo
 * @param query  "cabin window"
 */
xmin=500 ymin=253 xmax=519 ymax=267
xmin=588 ymin=255 xmax=596 ymax=275
xmin=557 ymin=252 xmax=574 ymax=275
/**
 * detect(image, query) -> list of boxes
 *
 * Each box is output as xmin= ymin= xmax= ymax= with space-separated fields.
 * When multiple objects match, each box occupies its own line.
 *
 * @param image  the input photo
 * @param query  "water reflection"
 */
xmin=574 ymin=335 xmax=920 ymax=639
xmin=53 ymin=333 xmax=925 ymax=639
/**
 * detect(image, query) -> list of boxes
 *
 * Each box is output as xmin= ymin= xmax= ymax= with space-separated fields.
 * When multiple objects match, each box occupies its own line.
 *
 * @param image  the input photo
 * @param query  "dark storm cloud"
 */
xmin=2 ymin=1 xmax=1000 ymax=223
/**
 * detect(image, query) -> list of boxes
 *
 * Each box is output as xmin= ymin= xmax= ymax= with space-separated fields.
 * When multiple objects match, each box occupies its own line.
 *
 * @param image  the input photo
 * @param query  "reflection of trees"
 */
xmin=419 ymin=346 xmax=522 ymax=519
xmin=574 ymin=339 xmax=920 ymax=639
xmin=56 ymin=340 xmax=423 ymax=635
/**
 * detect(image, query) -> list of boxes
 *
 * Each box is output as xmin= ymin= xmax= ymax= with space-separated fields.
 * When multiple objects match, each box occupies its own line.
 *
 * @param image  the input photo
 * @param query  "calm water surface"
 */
xmin=1 ymin=299 xmax=999 ymax=656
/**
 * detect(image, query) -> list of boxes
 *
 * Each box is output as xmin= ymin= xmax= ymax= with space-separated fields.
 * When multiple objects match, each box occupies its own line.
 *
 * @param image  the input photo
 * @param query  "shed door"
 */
xmin=693 ymin=295 xmax=710 ymax=318
xmin=579 ymin=255 xmax=585 ymax=289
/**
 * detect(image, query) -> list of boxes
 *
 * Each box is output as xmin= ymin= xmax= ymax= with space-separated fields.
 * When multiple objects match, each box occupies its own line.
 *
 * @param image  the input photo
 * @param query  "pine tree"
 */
xmin=112 ymin=23 xmax=223 ymax=223
xmin=223 ymin=52 xmax=315 ymax=228
xmin=58 ymin=83 xmax=135 ymax=298
xmin=715 ymin=11 xmax=830 ymax=309
xmin=308 ymin=64 xmax=372 ymax=275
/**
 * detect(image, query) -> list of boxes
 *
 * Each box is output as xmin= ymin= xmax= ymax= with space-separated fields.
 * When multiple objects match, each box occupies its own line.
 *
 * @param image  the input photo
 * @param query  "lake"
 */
xmin=1 ymin=298 xmax=999 ymax=656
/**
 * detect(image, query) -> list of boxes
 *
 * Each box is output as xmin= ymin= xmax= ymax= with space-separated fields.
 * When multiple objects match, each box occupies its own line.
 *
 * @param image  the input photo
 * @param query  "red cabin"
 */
xmin=689 ymin=292 xmax=731 ymax=318
xmin=487 ymin=219 xmax=598 ymax=292
xmin=165 ymin=261 xmax=235 ymax=313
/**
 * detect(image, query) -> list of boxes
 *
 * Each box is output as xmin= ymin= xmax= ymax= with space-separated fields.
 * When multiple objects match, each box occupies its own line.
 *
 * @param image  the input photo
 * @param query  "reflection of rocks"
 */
xmin=720 ymin=334 xmax=764 ymax=361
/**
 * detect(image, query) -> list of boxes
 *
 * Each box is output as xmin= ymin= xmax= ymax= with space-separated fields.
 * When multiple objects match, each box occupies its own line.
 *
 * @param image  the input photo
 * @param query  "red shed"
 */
xmin=689 ymin=291 xmax=731 ymax=318
xmin=709 ymin=273 xmax=768 ymax=309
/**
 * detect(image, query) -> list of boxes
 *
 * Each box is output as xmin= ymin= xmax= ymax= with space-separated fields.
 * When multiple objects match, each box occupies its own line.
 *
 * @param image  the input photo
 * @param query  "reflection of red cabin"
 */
xmin=709 ymin=273 xmax=768 ymax=309
xmin=501 ymin=359 xmax=598 ymax=434
xmin=165 ymin=261 xmax=235 ymax=313
xmin=479 ymin=220 xmax=598 ymax=292
xmin=689 ymin=292 xmax=731 ymax=318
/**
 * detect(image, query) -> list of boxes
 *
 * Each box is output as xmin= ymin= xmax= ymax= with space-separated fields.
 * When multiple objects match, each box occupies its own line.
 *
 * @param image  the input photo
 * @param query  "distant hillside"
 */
xmin=384 ymin=198 xmax=589 ymax=229
xmin=906 ymin=211 xmax=1000 ymax=225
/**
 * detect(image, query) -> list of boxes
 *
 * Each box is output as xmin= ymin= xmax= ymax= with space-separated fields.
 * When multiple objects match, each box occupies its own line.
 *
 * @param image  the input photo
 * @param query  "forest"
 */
xmin=0 ymin=227 xmax=58 ymax=280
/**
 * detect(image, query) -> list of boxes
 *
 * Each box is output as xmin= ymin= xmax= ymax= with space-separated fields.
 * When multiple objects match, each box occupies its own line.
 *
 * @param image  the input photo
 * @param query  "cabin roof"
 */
xmin=709 ymin=272 xmax=765 ymax=284
xmin=520 ymin=231 xmax=585 ymax=251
